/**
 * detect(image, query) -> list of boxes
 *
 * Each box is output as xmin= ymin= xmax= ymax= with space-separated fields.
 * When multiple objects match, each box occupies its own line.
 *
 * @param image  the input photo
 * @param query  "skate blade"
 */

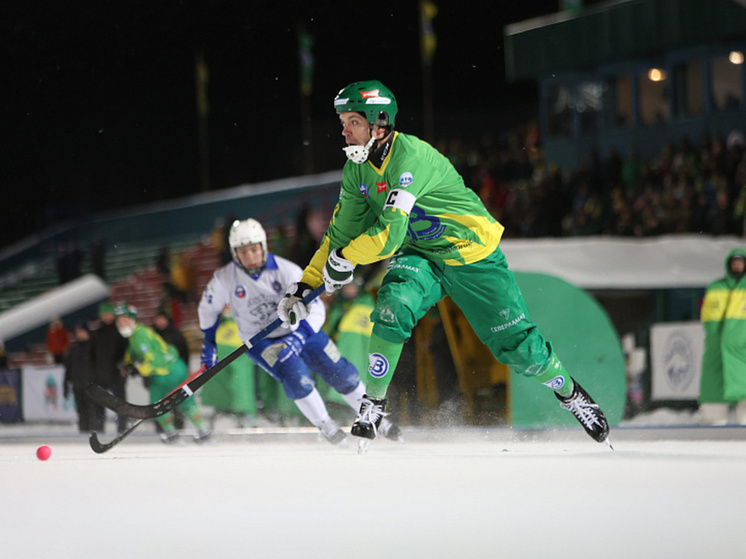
xmin=603 ymin=438 xmax=614 ymax=451
xmin=357 ymin=439 xmax=371 ymax=455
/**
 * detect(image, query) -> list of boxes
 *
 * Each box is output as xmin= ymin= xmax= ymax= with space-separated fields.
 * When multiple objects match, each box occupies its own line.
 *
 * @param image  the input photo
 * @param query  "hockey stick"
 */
xmin=89 ymin=417 xmax=147 ymax=453
xmin=89 ymin=367 xmax=207 ymax=453
xmin=84 ymin=285 xmax=326 ymax=420
xmin=86 ymin=364 xmax=207 ymax=421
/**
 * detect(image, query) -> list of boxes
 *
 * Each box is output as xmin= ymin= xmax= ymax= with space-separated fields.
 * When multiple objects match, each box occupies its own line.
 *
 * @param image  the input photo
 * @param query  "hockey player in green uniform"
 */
xmin=277 ymin=80 xmax=610 ymax=447
xmin=699 ymin=249 xmax=746 ymax=424
xmin=114 ymin=303 xmax=211 ymax=444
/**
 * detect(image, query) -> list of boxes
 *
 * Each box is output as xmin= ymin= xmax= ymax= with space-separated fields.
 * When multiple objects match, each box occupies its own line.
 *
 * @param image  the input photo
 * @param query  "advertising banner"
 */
xmin=650 ymin=322 xmax=704 ymax=400
xmin=21 ymin=365 xmax=77 ymax=422
xmin=0 ymin=369 xmax=22 ymax=423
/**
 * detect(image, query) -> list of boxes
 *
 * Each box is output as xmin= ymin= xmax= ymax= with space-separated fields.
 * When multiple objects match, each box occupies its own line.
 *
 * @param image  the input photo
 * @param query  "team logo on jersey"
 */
xmin=358 ymin=183 xmax=369 ymax=197
xmin=376 ymin=181 xmax=388 ymax=194
xmin=368 ymin=353 xmax=390 ymax=378
xmin=542 ymin=376 xmax=566 ymax=390
xmin=272 ymin=280 xmax=283 ymax=294
xmin=399 ymin=172 xmax=413 ymax=187
xmin=235 ymin=285 xmax=247 ymax=298
xmin=499 ymin=308 xmax=510 ymax=320
xmin=407 ymin=206 xmax=445 ymax=241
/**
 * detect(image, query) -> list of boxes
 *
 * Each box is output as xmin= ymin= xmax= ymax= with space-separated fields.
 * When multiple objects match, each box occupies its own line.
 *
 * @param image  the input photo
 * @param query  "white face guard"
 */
xmin=343 ymin=136 xmax=376 ymax=164
xmin=117 ymin=323 xmax=135 ymax=338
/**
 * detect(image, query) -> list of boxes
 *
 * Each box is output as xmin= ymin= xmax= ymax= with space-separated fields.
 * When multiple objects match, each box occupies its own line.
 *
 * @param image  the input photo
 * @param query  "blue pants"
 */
xmin=248 ymin=330 xmax=360 ymax=400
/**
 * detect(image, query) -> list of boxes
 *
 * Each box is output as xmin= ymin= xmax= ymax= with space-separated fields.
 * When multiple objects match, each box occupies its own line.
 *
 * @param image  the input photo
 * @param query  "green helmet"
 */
xmin=113 ymin=302 xmax=137 ymax=320
xmin=333 ymin=80 xmax=397 ymax=128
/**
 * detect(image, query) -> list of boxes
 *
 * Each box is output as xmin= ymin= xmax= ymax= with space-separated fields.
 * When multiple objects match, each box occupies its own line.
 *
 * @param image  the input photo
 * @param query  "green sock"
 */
xmin=533 ymin=353 xmax=575 ymax=398
xmin=185 ymin=407 xmax=206 ymax=431
xmin=157 ymin=414 xmax=175 ymax=432
xmin=364 ymin=333 xmax=405 ymax=399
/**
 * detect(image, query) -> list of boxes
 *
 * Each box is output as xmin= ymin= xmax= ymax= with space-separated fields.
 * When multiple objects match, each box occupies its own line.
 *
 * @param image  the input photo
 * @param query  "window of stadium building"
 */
xmin=673 ymin=60 xmax=704 ymax=117
xmin=604 ymin=75 xmax=633 ymax=128
xmin=577 ymin=81 xmax=603 ymax=134
xmin=711 ymin=54 xmax=743 ymax=111
xmin=546 ymin=84 xmax=573 ymax=137
xmin=639 ymin=69 xmax=669 ymax=125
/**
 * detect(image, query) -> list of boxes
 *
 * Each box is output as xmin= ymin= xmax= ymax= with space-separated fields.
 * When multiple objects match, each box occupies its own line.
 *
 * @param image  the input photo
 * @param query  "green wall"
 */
xmin=510 ymin=272 xmax=627 ymax=428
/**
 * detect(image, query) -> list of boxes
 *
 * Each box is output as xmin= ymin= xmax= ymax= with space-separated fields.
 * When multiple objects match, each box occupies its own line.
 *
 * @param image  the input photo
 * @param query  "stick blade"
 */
xmin=89 ymin=432 xmax=112 ymax=454
xmin=88 ymin=418 xmax=146 ymax=454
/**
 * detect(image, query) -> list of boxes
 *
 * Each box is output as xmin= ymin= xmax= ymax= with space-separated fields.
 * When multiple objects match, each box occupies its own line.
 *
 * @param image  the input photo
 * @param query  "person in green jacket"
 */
xmin=277 ymin=80 xmax=610 ymax=447
xmin=699 ymin=248 xmax=746 ymax=425
xmin=114 ymin=303 xmax=211 ymax=444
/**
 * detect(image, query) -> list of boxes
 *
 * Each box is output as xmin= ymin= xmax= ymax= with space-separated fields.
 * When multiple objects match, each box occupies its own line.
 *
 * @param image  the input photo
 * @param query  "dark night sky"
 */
xmin=3 ymin=0 xmax=561 ymax=251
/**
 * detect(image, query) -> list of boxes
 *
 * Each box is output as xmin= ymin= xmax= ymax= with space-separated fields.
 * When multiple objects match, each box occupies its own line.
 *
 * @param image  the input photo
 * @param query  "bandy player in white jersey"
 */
xmin=198 ymin=218 xmax=401 ymax=444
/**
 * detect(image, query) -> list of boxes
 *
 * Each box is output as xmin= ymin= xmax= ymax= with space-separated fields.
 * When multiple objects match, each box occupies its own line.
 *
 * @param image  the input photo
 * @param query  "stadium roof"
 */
xmin=504 ymin=0 xmax=746 ymax=81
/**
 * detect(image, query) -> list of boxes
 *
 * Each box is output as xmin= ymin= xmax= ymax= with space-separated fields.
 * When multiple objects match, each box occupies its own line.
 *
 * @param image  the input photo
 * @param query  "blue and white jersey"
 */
xmin=198 ymin=253 xmax=325 ymax=342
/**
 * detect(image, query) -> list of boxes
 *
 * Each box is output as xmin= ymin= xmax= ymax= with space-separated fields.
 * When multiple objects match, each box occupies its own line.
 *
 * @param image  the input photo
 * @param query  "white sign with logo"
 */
xmin=22 ymin=365 xmax=78 ymax=422
xmin=650 ymin=322 xmax=704 ymax=400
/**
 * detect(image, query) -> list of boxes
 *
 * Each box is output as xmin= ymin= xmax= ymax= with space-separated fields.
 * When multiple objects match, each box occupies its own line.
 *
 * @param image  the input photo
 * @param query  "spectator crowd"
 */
xmin=438 ymin=123 xmax=746 ymax=240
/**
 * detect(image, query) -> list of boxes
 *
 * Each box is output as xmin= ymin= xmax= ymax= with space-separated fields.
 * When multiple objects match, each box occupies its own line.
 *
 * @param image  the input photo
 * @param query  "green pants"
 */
xmin=371 ymin=247 xmax=552 ymax=378
xmin=148 ymin=359 xmax=204 ymax=432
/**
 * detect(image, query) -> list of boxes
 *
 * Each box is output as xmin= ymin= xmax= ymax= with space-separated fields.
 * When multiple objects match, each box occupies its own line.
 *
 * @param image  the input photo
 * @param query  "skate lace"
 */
xmin=560 ymin=394 xmax=602 ymax=430
xmin=359 ymin=399 xmax=387 ymax=436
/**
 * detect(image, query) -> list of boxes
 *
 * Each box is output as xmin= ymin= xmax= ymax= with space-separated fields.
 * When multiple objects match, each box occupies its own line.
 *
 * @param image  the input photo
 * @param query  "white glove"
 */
xmin=322 ymin=248 xmax=355 ymax=293
xmin=277 ymin=282 xmax=313 ymax=328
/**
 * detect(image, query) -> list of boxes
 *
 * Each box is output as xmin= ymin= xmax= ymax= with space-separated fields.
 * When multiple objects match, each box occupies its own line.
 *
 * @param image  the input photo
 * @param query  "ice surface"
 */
xmin=2 ymin=424 xmax=745 ymax=559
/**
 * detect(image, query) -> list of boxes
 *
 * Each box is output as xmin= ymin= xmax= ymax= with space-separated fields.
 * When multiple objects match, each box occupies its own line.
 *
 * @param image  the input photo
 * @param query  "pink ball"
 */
xmin=36 ymin=445 xmax=52 ymax=461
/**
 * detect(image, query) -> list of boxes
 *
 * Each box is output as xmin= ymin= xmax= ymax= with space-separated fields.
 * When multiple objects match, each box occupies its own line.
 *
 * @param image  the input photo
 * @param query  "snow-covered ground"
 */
xmin=3 ymin=418 xmax=746 ymax=559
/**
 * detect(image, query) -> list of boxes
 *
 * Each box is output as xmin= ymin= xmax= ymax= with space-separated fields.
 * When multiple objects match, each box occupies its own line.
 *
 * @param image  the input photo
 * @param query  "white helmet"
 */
xmin=228 ymin=218 xmax=267 ymax=275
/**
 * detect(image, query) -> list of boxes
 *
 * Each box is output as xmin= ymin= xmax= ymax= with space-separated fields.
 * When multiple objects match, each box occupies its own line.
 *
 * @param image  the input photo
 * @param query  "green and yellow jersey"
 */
xmin=124 ymin=324 xmax=183 ymax=377
xmin=301 ymin=132 xmax=504 ymax=287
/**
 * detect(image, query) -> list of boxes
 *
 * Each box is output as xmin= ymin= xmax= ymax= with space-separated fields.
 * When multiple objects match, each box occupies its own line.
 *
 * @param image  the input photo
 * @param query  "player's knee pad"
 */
xmin=279 ymin=368 xmax=315 ymax=401
xmin=319 ymin=356 xmax=360 ymax=395
xmin=371 ymin=289 xmax=419 ymax=343
xmin=303 ymin=333 xmax=361 ymax=394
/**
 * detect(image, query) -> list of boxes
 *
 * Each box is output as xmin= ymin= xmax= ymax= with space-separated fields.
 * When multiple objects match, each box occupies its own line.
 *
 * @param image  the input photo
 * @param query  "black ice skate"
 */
xmin=556 ymin=378 xmax=612 ymax=448
xmin=318 ymin=418 xmax=347 ymax=445
xmin=351 ymin=395 xmax=388 ymax=440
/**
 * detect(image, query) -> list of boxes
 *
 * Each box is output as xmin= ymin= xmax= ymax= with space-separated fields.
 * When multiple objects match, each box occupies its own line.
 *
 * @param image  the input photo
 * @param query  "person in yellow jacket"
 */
xmin=699 ymin=248 xmax=746 ymax=425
